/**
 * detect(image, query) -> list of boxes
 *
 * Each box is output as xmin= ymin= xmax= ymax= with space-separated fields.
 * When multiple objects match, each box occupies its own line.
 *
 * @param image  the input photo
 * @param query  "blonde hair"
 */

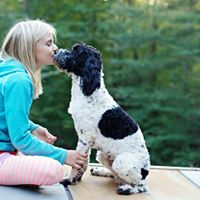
xmin=0 ymin=19 xmax=56 ymax=98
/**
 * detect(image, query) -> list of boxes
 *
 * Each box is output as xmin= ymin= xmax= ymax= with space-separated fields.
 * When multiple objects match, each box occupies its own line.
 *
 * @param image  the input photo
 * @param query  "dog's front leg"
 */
xmin=61 ymin=138 xmax=92 ymax=186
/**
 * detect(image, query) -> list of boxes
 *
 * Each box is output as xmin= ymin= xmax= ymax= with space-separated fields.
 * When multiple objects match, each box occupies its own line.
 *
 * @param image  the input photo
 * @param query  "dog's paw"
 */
xmin=60 ymin=177 xmax=79 ymax=186
xmin=90 ymin=166 xmax=114 ymax=178
xmin=116 ymin=184 xmax=136 ymax=195
xmin=116 ymin=184 xmax=147 ymax=195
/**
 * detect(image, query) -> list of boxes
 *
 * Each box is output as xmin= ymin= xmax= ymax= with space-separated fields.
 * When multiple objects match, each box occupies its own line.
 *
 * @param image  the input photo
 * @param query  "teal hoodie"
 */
xmin=0 ymin=59 xmax=67 ymax=164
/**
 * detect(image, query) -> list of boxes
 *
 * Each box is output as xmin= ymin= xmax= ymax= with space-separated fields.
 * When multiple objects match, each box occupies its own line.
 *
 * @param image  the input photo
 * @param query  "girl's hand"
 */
xmin=32 ymin=126 xmax=57 ymax=144
xmin=65 ymin=150 xmax=87 ymax=169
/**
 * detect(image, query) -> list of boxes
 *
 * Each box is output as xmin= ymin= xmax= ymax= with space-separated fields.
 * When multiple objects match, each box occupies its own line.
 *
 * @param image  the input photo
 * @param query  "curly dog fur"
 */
xmin=54 ymin=43 xmax=150 ymax=195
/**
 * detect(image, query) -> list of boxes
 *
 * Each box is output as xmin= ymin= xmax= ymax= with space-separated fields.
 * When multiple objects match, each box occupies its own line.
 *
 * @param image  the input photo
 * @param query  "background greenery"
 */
xmin=0 ymin=0 xmax=199 ymax=167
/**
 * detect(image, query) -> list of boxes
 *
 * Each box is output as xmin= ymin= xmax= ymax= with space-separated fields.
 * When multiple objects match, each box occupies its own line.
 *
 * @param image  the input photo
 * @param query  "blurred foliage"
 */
xmin=0 ymin=0 xmax=200 ymax=167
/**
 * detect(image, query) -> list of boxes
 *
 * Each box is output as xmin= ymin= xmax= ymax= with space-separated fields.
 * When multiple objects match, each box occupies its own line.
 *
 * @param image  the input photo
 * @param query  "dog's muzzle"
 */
xmin=53 ymin=49 xmax=71 ymax=69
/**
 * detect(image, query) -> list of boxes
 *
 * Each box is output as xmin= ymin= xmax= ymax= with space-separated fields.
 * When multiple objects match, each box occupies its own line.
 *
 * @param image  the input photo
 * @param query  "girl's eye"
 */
xmin=46 ymin=43 xmax=52 ymax=47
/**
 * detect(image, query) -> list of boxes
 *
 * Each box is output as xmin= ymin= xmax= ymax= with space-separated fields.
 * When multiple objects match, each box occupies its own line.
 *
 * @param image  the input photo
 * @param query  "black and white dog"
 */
xmin=54 ymin=43 xmax=150 ymax=195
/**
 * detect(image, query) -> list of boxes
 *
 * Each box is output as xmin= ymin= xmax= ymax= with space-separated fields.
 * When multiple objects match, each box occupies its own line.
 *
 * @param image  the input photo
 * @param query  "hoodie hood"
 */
xmin=0 ymin=58 xmax=27 ymax=78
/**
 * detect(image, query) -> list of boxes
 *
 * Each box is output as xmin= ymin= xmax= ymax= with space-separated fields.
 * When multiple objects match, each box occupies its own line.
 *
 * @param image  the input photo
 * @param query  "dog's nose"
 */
xmin=54 ymin=49 xmax=58 ymax=55
xmin=53 ymin=49 xmax=65 ymax=58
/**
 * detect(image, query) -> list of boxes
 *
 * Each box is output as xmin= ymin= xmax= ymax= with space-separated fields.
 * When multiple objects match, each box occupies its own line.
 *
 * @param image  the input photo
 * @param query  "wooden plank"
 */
xmin=180 ymin=170 xmax=200 ymax=188
xmin=151 ymin=165 xmax=200 ymax=171
xmin=64 ymin=166 xmax=153 ymax=200
xmin=63 ymin=165 xmax=200 ymax=200
xmin=148 ymin=169 xmax=200 ymax=200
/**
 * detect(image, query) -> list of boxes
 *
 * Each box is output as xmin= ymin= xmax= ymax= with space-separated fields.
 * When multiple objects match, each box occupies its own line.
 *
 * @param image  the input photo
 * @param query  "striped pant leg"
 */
xmin=0 ymin=155 xmax=64 ymax=185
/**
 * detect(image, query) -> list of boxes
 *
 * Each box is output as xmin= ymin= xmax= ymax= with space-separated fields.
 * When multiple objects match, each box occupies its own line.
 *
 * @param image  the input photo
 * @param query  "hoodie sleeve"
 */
xmin=3 ymin=72 xmax=67 ymax=164
xmin=29 ymin=120 xmax=39 ymax=132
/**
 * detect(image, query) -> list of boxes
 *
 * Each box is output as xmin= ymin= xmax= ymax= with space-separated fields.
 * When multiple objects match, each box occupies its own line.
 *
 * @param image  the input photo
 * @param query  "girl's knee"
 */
xmin=40 ymin=159 xmax=64 ymax=185
xmin=52 ymin=160 xmax=64 ymax=177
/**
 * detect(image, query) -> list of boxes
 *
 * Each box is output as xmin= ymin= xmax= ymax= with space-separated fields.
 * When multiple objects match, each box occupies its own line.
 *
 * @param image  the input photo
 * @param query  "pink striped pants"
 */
xmin=0 ymin=153 xmax=64 ymax=186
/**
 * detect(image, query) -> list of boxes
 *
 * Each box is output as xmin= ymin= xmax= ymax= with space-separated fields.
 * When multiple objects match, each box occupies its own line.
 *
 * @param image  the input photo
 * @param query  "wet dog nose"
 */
xmin=54 ymin=49 xmax=58 ymax=55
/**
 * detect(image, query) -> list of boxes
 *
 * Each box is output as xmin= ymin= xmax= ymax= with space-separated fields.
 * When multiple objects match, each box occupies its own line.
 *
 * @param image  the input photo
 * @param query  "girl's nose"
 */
xmin=53 ymin=44 xmax=58 ymax=53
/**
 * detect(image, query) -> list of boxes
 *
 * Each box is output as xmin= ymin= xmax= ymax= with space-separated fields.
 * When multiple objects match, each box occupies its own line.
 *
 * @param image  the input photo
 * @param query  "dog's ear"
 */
xmin=81 ymin=54 xmax=102 ymax=96
xmin=72 ymin=43 xmax=83 ymax=52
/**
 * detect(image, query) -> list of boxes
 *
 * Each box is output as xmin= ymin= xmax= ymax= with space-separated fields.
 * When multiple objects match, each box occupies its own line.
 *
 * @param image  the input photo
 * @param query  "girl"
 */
xmin=0 ymin=19 xmax=87 ymax=186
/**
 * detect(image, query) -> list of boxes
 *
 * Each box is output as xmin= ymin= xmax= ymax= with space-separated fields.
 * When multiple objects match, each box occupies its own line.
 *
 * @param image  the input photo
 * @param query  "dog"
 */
xmin=54 ymin=43 xmax=150 ymax=195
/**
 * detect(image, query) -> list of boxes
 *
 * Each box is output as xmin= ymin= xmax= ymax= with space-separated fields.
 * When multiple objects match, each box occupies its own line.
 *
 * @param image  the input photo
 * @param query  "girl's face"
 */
xmin=35 ymin=32 xmax=57 ymax=69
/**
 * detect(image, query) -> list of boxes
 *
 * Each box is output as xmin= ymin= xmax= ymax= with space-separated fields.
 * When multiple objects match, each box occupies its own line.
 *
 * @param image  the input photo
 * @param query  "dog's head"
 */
xmin=54 ymin=43 xmax=102 ymax=96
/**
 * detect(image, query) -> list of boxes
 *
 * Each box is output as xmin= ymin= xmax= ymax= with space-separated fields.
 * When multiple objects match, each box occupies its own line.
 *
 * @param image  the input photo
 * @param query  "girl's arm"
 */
xmin=4 ymin=72 xmax=67 ymax=164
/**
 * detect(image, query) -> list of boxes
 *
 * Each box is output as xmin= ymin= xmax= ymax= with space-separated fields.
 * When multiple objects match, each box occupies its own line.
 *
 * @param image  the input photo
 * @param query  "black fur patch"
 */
xmin=98 ymin=107 xmax=138 ymax=139
xmin=141 ymin=168 xmax=149 ymax=180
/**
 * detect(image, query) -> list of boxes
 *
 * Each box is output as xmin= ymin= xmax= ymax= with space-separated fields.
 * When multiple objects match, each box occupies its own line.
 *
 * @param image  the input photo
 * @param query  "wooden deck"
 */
xmin=63 ymin=164 xmax=200 ymax=200
xmin=0 ymin=164 xmax=199 ymax=200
